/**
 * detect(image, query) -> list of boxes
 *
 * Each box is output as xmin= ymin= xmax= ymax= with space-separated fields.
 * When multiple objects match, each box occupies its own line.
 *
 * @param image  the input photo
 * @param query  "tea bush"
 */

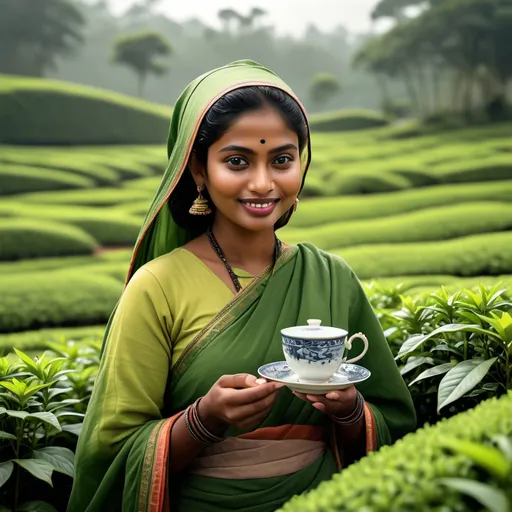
xmin=0 ymin=164 xmax=94 ymax=195
xmin=0 ymin=220 xmax=98 ymax=261
xmin=289 ymin=180 xmax=512 ymax=227
xmin=17 ymin=188 xmax=152 ymax=207
xmin=0 ymin=326 xmax=105 ymax=354
xmin=329 ymin=170 xmax=412 ymax=195
xmin=0 ymin=342 xmax=100 ymax=510
xmin=0 ymin=149 xmax=120 ymax=185
xmin=0 ymin=75 xmax=171 ymax=145
xmin=286 ymin=202 xmax=512 ymax=249
xmin=279 ymin=392 xmax=512 ymax=512
xmin=0 ymin=272 xmax=122 ymax=332
xmin=309 ymin=109 xmax=389 ymax=132
xmin=378 ymin=284 xmax=512 ymax=426
xmin=337 ymin=231 xmax=512 ymax=279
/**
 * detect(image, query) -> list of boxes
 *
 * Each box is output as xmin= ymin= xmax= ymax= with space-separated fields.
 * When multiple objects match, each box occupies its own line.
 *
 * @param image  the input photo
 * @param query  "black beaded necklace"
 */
xmin=206 ymin=226 xmax=282 ymax=293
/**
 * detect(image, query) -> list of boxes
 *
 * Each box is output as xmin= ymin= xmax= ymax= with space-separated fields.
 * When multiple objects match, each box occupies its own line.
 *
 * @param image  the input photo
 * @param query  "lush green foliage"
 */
xmin=0 ymin=75 xmax=171 ymax=145
xmin=0 ymin=220 xmax=98 ymax=261
xmin=0 ymin=342 xmax=99 ymax=510
xmin=285 ymin=202 xmax=512 ymax=249
xmin=337 ymin=232 xmax=512 ymax=279
xmin=279 ymin=392 xmax=512 ymax=512
xmin=0 ymin=272 xmax=122 ymax=333
xmin=0 ymin=164 xmax=93 ymax=195
xmin=308 ymin=109 xmax=389 ymax=132
xmin=372 ymin=284 xmax=512 ymax=426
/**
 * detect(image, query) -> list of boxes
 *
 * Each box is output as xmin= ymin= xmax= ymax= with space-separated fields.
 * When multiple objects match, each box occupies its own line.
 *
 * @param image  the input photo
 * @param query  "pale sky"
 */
xmin=101 ymin=0 xmax=382 ymax=36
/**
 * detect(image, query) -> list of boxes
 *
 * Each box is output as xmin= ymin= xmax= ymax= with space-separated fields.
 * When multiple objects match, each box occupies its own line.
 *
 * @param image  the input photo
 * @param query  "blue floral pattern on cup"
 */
xmin=282 ymin=335 xmax=345 ymax=365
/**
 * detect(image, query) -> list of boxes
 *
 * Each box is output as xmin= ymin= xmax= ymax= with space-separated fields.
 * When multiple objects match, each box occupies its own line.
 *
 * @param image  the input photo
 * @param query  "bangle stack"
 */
xmin=184 ymin=398 xmax=226 ymax=445
xmin=330 ymin=390 xmax=365 ymax=426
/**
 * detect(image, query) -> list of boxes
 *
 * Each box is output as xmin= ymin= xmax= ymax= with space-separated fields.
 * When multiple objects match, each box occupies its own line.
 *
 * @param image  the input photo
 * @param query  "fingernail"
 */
xmin=255 ymin=378 xmax=267 ymax=385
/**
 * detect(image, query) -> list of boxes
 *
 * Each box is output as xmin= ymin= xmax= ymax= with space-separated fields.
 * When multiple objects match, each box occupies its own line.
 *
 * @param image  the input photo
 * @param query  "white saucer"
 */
xmin=257 ymin=361 xmax=371 ymax=395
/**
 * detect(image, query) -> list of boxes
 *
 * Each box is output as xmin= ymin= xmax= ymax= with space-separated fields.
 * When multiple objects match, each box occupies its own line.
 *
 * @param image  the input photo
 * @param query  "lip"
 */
xmin=239 ymin=198 xmax=279 ymax=217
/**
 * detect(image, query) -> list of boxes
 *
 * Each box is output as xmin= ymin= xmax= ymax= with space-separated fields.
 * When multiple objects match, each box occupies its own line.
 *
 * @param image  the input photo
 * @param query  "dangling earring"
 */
xmin=293 ymin=198 xmax=299 ymax=212
xmin=189 ymin=185 xmax=212 ymax=215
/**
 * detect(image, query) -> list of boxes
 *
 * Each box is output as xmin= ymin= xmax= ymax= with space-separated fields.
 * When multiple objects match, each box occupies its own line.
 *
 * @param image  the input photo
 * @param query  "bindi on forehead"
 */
xmin=260 ymin=139 xmax=266 ymax=144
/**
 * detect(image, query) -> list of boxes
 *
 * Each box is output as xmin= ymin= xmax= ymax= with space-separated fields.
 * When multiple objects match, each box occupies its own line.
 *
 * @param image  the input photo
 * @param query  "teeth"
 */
xmin=244 ymin=202 xmax=273 ymax=208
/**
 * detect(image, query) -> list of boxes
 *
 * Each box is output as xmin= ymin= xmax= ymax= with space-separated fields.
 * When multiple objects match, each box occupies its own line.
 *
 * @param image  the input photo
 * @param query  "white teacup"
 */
xmin=280 ymin=319 xmax=369 ymax=383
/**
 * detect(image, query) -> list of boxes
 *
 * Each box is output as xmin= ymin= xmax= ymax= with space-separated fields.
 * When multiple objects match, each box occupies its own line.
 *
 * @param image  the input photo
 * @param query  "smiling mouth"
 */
xmin=239 ymin=199 xmax=279 ymax=209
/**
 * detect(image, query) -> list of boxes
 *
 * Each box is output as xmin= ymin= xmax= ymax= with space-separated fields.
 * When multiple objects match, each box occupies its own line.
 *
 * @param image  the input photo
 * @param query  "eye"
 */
xmin=226 ymin=156 xmax=248 ymax=168
xmin=273 ymin=155 xmax=293 ymax=166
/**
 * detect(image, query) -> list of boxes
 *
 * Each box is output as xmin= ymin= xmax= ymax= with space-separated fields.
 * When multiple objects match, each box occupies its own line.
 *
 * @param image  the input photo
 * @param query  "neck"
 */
xmin=209 ymin=218 xmax=277 ymax=270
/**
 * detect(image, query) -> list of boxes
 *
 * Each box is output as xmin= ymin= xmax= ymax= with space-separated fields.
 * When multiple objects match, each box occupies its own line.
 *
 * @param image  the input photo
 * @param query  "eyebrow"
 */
xmin=219 ymin=143 xmax=298 ymax=155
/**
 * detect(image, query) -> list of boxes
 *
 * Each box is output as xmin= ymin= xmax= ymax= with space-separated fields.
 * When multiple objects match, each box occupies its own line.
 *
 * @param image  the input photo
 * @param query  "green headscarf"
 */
xmin=127 ymin=59 xmax=311 ymax=284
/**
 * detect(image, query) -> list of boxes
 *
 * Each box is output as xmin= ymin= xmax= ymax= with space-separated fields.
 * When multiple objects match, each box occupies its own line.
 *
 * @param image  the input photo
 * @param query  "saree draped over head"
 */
xmin=68 ymin=60 xmax=416 ymax=512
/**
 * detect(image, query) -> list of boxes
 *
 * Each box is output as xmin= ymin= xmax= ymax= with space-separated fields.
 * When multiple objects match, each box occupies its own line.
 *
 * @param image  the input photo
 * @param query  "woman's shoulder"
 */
xmin=295 ymin=242 xmax=354 ymax=274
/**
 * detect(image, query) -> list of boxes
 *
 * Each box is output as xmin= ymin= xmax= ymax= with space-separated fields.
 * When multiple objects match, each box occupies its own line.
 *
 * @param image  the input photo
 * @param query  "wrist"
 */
xmin=196 ymin=397 xmax=228 ymax=437
xmin=330 ymin=390 xmax=365 ymax=426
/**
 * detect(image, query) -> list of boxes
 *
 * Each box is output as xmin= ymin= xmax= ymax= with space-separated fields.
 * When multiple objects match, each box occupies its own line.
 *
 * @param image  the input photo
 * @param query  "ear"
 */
xmin=188 ymin=152 xmax=207 ymax=188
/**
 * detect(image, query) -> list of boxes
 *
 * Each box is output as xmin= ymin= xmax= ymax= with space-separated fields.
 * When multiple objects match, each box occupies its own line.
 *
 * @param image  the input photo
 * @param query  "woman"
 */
xmin=68 ymin=60 xmax=416 ymax=512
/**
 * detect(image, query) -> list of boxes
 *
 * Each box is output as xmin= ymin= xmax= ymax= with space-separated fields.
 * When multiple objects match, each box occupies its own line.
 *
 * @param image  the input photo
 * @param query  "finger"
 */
xmin=219 ymin=373 xmax=261 ymax=389
xmin=306 ymin=394 xmax=331 ymax=406
xmin=227 ymin=391 xmax=278 ymax=424
xmin=312 ymin=402 xmax=327 ymax=413
xmin=225 ymin=382 xmax=279 ymax=406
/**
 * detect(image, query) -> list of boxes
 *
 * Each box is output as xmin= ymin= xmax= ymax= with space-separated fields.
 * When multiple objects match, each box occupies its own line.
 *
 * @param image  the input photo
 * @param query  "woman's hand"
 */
xmin=198 ymin=374 xmax=282 ymax=434
xmin=293 ymin=385 xmax=358 ymax=417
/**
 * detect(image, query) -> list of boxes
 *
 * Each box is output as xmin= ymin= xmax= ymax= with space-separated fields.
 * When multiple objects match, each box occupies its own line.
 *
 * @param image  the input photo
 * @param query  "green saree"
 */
xmin=68 ymin=60 xmax=416 ymax=512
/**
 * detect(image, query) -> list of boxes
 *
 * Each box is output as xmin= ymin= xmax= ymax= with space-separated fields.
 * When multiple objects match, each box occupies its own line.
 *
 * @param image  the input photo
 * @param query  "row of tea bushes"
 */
xmin=338 ymin=231 xmax=512 ymax=280
xmin=0 ymin=272 xmax=122 ymax=333
xmin=285 ymin=202 xmax=512 ymax=250
xmin=0 ymin=164 xmax=94 ymax=195
xmin=0 ymin=220 xmax=98 ymax=261
xmin=280 ymin=392 xmax=512 ymax=512
xmin=288 ymin=180 xmax=512 ymax=228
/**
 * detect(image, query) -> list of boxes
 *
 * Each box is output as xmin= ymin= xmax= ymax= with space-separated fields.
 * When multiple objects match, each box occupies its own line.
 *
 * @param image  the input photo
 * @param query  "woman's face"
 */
xmin=195 ymin=107 xmax=303 ymax=233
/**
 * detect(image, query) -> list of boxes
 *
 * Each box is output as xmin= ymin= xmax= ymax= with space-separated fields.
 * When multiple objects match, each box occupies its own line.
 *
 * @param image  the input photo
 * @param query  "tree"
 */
xmin=310 ymin=73 xmax=341 ymax=110
xmin=217 ymin=8 xmax=241 ymax=34
xmin=0 ymin=0 xmax=85 ymax=76
xmin=112 ymin=31 xmax=172 ymax=98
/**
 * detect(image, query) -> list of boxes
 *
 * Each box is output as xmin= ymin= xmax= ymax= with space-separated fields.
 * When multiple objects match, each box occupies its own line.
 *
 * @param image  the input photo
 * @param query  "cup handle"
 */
xmin=343 ymin=333 xmax=369 ymax=364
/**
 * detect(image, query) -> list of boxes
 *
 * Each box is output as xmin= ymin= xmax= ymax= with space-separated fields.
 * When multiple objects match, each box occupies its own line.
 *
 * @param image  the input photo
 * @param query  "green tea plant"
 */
xmin=0 ymin=340 xmax=100 ymax=511
xmin=439 ymin=436 xmax=512 ymax=512
xmin=389 ymin=284 xmax=512 ymax=425
xmin=279 ymin=392 xmax=512 ymax=512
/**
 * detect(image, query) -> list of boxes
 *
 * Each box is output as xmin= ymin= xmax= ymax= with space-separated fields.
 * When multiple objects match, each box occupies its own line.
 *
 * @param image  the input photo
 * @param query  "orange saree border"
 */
xmin=331 ymin=402 xmax=378 ymax=471
xmin=138 ymin=412 xmax=183 ymax=512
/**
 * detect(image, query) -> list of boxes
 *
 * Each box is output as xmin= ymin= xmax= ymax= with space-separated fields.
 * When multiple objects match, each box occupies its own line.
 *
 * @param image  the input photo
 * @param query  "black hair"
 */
xmin=168 ymin=86 xmax=309 ymax=236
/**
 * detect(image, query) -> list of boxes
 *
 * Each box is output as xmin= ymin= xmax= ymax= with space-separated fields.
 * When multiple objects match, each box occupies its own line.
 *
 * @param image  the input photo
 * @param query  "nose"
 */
xmin=247 ymin=164 xmax=274 ymax=195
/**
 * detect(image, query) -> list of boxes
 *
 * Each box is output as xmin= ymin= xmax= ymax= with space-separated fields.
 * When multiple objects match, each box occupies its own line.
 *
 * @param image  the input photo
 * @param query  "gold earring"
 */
xmin=189 ymin=186 xmax=212 ymax=215
xmin=293 ymin=198 xmax=299 ymax=212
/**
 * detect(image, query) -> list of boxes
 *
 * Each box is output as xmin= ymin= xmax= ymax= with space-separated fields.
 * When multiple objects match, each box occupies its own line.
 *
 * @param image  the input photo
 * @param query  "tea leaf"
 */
xmin=17 ymin=501 xmax=58 ymax=512
xmin=0 ymin=431 xmax=16 ymax=441
xmin=13 ymin=349 xmax=41 ymax=378
xmin=61 ymin=423 xmax=83 ymax=436
xmin=439 ymin=478 xmax=509 ymax=512
xmin=396 ymin=324 xmax=480 ymax=359
xmin=400 ymin=357 xmax=433 ymax=376
xmin=493 ymin=436 xmax=512 ymax=462
xmin=47 ymin=387 xmax=73 ymax=399
xmin=26 ymin=412 xmax=61 ymax=432
xmin=33 ymin=447 xmax=74 ymax=478
xmin=13 ymin=459 xmax=53 ymax=487
xmin=438 ymin=358 xmax=498 ymax=412
xmin=408 ymin=363 xmax=453 ymax=386
xmin=0 ymin=461 xmax=14 ymax=488
xmin=3 ymin=410 xmax=29 ymax=420
xmin=46 ymin=399 xmax=82 ymax=412
xmin=442 ymin=437 xmax=511 ymax=478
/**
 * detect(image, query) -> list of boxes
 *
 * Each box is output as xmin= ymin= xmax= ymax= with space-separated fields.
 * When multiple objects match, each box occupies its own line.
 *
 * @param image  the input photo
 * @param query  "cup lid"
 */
xmin=281 ymin=319 xmax=347 ymax=340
